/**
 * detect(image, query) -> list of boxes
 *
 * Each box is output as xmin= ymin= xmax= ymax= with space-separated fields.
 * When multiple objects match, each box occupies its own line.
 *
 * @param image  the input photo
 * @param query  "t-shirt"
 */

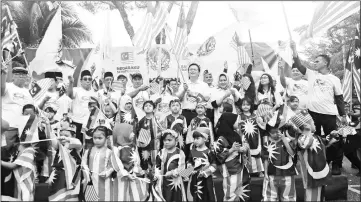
xmin=150 ymin=93 xmax=178 ymax=121
xmin=305 ymin=70 xmax=342 ymax=115
xmin=97 ymin=89 xmax=121 ymax=106
xmin=126 ymin=87 xmax=149 ymax=120
xmin=55 ymin=95 xmax=72 ymax=121
xmin=177 ymin=80 xmax=211 ymax=110
xmin=210 ymin=87 xmax=241 ymax=125
xmin=285 ymin=78 xmax=308 ymax=109
xmin=2 ymin=82 xmax=34 ymax=127
xmin=71 ymin=87 xmax=97 ymax=124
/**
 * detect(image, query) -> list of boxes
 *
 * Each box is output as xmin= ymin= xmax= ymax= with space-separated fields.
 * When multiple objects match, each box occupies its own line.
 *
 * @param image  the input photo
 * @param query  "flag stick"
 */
xmin=281 ymin=2 xmax=293 ymax=40
xmin=248 ymin=29 xmax=255 ymax=66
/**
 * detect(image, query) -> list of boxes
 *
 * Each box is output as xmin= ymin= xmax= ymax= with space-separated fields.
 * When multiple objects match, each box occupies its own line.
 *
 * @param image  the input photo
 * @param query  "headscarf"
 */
xmin=119 ymin=95 xmax=133 ymax=112
xmin=113 ymin=123 xmax=134 ymax=147
xmin=217 ymin=73 xmax=230 ymax=90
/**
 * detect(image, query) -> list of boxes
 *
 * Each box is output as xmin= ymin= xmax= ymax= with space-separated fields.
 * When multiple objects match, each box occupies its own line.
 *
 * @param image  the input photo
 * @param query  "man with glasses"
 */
xmin=67 ymin=70 xmax=97 ymax=143
xmin=98 ymin=71 xmax=121 ymax=109
xmin=291 ymin=40 xmax=347 ymax=175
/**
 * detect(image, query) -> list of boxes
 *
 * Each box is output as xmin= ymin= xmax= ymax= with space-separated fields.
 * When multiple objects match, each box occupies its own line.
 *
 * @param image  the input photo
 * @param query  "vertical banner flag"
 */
xmin=172 ymin=3 xmax=188 ymax=61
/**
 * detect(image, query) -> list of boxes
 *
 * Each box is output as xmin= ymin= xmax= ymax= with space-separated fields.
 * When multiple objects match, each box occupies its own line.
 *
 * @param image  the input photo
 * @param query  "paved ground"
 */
xmin=337 ymin=156 xmax=360 ymax=201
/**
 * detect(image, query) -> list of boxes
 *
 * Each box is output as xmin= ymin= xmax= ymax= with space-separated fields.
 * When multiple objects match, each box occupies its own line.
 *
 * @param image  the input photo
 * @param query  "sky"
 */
xmin=75 ymin=1 xmax=318 ymax=51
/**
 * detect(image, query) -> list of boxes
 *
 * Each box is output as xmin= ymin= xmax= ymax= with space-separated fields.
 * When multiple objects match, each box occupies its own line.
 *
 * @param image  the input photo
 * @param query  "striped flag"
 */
xmin=17 ymin=114 xmax=40 ymax=143
xmin=343 ymin=27 xmax=361 ymax=103
xmin=86 ymin=107 xmax=110 ymax=130
xmin=172 ymin=3 xmax=188 ymax=61
xmin=179 ymin=166 xmax=194 ymax=178
xmin=149 ymin=76 xmax=163 ymax=95
xmin=230 ymin=32 xmax=252 ymax=65
xmin=138 ymin=128 xmax=151 ymax=148
xmin=120 ymin=52 xmax=134 ymax=64
xmin=29 ymin=78 xmax=55 ymax=104
xmin=58 ymin=143 xmax=78 ymax=190
xmin=300 ymin=1 xmax=360 ymax=44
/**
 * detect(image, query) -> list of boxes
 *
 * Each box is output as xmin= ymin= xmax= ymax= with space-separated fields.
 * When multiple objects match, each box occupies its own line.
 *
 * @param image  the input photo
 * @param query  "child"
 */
xmin=116 ymin=95 xmax=138 ymax=129
xmin=239 ymin=97 xmax=264 ymax=176
xmin=290 ymin=110 xmax=333 ymax=202
xmin=186 ymin=127 xmax=217 ymax=202
xmin=103 ymin=101 xmax=117 ymax=129
xmin=262 ymin=123 xmax=297 ymax=202
xmin=45 ymin=106 xmax=60 ymax=135
xmin=111 ymin=123 xmax=148 ymax=201
xmin=214 ymin=106 xmax=250 ymax=202
xmin=155 ymin=129 xmax=186 ymax=202
xmin=186 ymin=101 xmax=214 ymax=159
xmin=60 ymin=113 xmax=72 ymax=129
xmin=1 ymin=116 xmax=37 ymax=201
xmin=286 ymin=96 xmax=300 ymax=121
xmin=48 ymin=124 xmax=82 ymax=201
xmin=136 ymin=100 xmax=162 ymax=172
xmin=82 ymin=126 xmax=114 ymax=201
xmin=161 ymin=99 xmax=188 ymax=149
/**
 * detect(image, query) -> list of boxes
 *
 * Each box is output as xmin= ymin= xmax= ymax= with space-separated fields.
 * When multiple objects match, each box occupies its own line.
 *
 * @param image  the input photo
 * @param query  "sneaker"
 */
xmin=332 ymin=164 xmax=341 ymax=175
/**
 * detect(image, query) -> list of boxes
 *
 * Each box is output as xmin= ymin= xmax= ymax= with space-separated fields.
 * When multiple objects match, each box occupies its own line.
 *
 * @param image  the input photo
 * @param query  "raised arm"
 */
xmin=176 ymin=83 xmax=188 ymax=101
xmin=67 ymin=76 xmax=75 ymax=99
xmin=1 ymin=66 xmax=8 ymax=96
xmin=278 ymin=59 xmax=287 ymax=89
xmin=290 ymin=41 xmax=307 ymax=75
xmin=245 ymin=63 xmax=253 ymax=74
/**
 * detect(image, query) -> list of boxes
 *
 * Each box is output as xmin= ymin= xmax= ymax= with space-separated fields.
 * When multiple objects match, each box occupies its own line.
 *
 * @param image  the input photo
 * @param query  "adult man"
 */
xmin=279 ymin=59 xmax=308 ymax=109
xmin=168 ymin=78 xmax=180 ymax=94
xmin=38 ymin=71 xmax=63 ymax=110
xmin=177 ymin=63 xmax=211 ymax=125
xmin=291 ymin=40 xmax=347 ymax=175
xmin=126 ymin=73 xmax=149 ymax=119
xmin=67 ymin=70 xmax=97 ymax=143
xmin=97 ymin=71 xmax=121 ymax=108
xmin=117 ymin=73 xmax=128 ymax=88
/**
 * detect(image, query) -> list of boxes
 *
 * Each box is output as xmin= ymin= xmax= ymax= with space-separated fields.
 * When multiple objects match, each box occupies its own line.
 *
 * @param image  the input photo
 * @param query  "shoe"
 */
xmin=332 ymin=164 xmax=341 ymax=175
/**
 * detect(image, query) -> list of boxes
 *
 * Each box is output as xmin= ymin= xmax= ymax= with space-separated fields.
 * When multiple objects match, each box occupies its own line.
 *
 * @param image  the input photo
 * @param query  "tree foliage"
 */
xmin=294 ymin=12 xmax=360 ymax=80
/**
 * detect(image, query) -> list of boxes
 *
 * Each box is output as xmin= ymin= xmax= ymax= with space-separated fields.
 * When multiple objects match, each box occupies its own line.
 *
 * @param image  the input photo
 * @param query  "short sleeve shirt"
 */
xmin=126 ymin=87 xmax=149 ymax=120
xmin=305 ymin=70 xmax=342 ymax=115
xmin=71 ymin=87 xmax=97 ymax=124
xmin=285 ymin=78 xmax=309 ymax=109
xmin=177 ymin=80 xmax=211 ymax=110
xmin=2 ymin=82 xmax=34 ymax=127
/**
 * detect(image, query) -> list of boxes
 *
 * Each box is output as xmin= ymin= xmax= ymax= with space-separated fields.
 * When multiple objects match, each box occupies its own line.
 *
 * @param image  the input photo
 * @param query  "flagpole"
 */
xmin=281 ymin=2 xmax=293 ymax=40
xmin=248 ymin=29 xmax=255 ymax=66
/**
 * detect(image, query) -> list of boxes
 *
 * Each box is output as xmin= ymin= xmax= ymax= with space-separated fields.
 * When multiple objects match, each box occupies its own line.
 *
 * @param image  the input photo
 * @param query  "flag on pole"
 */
xmin=29 ymin=78 xmax=55 ymax=104
xmin=300 ymin=1 xmax=360 ymax=44
xmin=132 ymin=2 xmax=155 ymax=52
xmin=172 ymin=3 xmax=188 ymax=61
xmin=277 ymin=40 xmax=293 ymax=67
xmin=29 ymin=6 xmax=62 ymax=75
xmin=352 ymin=26 xmax=360 ymax=102
xmin=185 ymin=1 xmax=199 ymax=35
xmin=149 ymin=76 xmax=163 ymax=95
xmin=230 ymin=32 xmax=252 ymax=65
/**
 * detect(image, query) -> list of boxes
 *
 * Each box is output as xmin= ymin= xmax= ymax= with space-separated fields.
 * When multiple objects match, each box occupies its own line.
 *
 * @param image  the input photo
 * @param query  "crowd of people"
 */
xmin=1 ymin=40 xmax=360 ymax=202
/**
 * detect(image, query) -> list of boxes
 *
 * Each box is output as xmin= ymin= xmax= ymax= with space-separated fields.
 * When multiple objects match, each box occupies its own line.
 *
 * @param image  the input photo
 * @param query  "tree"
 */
xmin=3 ymin=1 xmax=92 ymax=48
xmin=78 ymin=1 xmax=198 ymax=45
xmin=294 ymin=12 xmax=360 ymax=80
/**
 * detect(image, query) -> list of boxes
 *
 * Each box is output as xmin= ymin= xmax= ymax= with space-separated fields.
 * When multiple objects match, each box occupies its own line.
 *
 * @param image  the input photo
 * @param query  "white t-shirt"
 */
xmin=150 ymin=93 xmax=178 ymax=121
xmin=71 ymin=87 xmax=97 ymax=124
xmin=305 ymin=70 xmax=342 ymax=115
xmin=2 ymin=82 xmax=34 ymax=127
xmin=55 ymin=95 xmax=72 ymax=121
xmin=97 ymin=89 xmax=121 ymax=106
xmin=177 ymin=80 xmax=211 ymax=110
xmin=126 ymin=87 xmax=149 ymax=120
xmin=285 ymin=78 xmax=308 ymax=109
xmin=210 ymin=87 xmax=241 ymax=124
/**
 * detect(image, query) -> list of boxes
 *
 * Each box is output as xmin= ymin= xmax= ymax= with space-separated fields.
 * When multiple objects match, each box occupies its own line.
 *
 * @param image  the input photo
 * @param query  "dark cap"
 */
xmin=45 ymin=106 xmax=57 ymax=113
xmin=104 ymin=72 xmax=114 ymax=79
xmin=12 ymin=66 xmax=28 ymax=74
xmin=81 ymin=70 xmax=91 ymax=78
xmin=55 ymin=72 xmax=63 ymax=78
xmin=117 ymin=73 xmax=128 ymax=80
xmin=130 ymin=73 xmax=142 ymax=79
xmin=45 ymin=72 xmax=57 ymax=79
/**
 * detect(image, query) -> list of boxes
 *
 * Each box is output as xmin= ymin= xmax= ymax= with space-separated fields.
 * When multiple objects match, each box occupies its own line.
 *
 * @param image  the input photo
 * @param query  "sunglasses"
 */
xmin=13 ymin=72 xmax=28 ymax=77
xmin=82 ymin=77 xmax=92 ymax=81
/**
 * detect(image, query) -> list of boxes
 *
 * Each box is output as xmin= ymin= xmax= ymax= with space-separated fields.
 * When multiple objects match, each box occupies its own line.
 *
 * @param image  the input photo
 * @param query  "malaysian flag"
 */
xmin=149 ymin=76 xmax=163 ymax=95
xmin=343 ymin=26 xmax=360 ymax=103
xmin=58 ymin=143 xmax=78 ymax=190
xmin=299 ymin=1 xmax=360 ymax=44
xmin=179 ymin=166 xmax=194 ymax=178
xmin=171 ymin=3 xmax=188 ymax=61
xmin=240 ymin=76 xmax=251 ymax=90
xmin=230 ymin=32 xmax=252 ymax=65
xmin=138 ymin=128 xmax=151 ymax=148
xmin=29 ymin=78 xmax=55 ymax=104
xmin=121 ymin=52 xmax=134 ymax=64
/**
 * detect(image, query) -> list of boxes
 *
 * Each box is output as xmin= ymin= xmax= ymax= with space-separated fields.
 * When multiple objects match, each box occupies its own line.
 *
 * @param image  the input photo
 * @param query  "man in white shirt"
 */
xmin=126 ymin=73 xmax=149 ymax=119
xmin=279 ymin=60 xmax=308 ymax=109
xmin=67 ymin=70 xmax=97 ymax=143
xmin=177 ymin=63 xmax=211 ymax=125
xmin=291 ymin=40 xmax=347 ymax=175
xmin=1 ymin=63 xmax=34 ymax=149
xmin=97 ymin=72 xmax=121 ymax=108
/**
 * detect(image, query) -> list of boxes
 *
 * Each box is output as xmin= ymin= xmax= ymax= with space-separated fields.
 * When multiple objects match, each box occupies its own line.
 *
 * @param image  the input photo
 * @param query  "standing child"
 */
xmin=116 ymin=95 xmax=138 ymax=128
xmin=186 ymin=127 xmax=217 ymax=202
xmin=186 ymin=101 xmax=214 ymax=159
xmin=214 ymin=106 xmax=250 ymax=202
xmin=155 ymin=129 xmax=186 ymax=202
xmin=239 ymin=97 xmax=264 ymax=176
xmin=290 ymin=110 xmax=333 ymax=202
xmin=82 ymin=126 xmax=114 ymax=201
xmin=48 ymin=124 xmax=82 ymax=201
xmin=262 ymin=122 xmax=297 ymax=202
xmin=111 ymin=123 xmax=148 ymax=201
xmin=103 ymin=101 xmax=118 ymax=129
xmin=161 ymin=99 xmax=188 ymax=149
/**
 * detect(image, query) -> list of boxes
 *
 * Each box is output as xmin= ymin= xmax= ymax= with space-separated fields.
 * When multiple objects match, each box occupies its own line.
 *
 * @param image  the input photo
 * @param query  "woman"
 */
xmin=256 ymin=73 xmax=282 ymax=107
xmin=210 ymin=73 xmax=241 ymax=125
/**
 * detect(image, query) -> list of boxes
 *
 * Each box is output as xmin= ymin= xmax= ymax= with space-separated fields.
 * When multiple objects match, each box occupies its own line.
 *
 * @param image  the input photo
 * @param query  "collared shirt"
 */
xmin=176 ymin=80 xmax=211 ymax=110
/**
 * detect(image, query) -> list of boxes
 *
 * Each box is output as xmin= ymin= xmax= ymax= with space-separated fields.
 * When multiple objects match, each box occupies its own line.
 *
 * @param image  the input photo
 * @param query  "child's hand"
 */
xmin=279 ymin=131 xmax=286 ymax=139
xmin=125 ymin=175 xmax=135 ymax=181
xmin=239 ymin=146 xmax=247 ymax=153
xmin=198 ymin=171 xmax=206 ymax=178
xmin=99 ymin=171 xmax=110 ymax=178
xmin=230 ymin=142 xmax=240 ymax=153
xmin=165 ymin=171 xmax=173 ymax=177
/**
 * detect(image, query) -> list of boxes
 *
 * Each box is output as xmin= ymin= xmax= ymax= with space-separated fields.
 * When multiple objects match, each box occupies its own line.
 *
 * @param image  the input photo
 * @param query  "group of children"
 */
xmin=1 ymin=87 xmax=347 ymax=202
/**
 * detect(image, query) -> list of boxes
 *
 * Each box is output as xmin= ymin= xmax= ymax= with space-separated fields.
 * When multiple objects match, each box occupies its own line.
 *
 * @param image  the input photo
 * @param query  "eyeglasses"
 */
xmin=82 ymin=77 xmax=92 ymax=81
xmin=13 ymin=73 xmax=28 ymax=77
xmin=104 ymin=78 xmax=113 ymax=82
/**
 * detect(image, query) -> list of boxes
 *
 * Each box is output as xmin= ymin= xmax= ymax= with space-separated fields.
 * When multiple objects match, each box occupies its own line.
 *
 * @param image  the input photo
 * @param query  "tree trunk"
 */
xmin=112 ymin=1 xmax=134 ymax=40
